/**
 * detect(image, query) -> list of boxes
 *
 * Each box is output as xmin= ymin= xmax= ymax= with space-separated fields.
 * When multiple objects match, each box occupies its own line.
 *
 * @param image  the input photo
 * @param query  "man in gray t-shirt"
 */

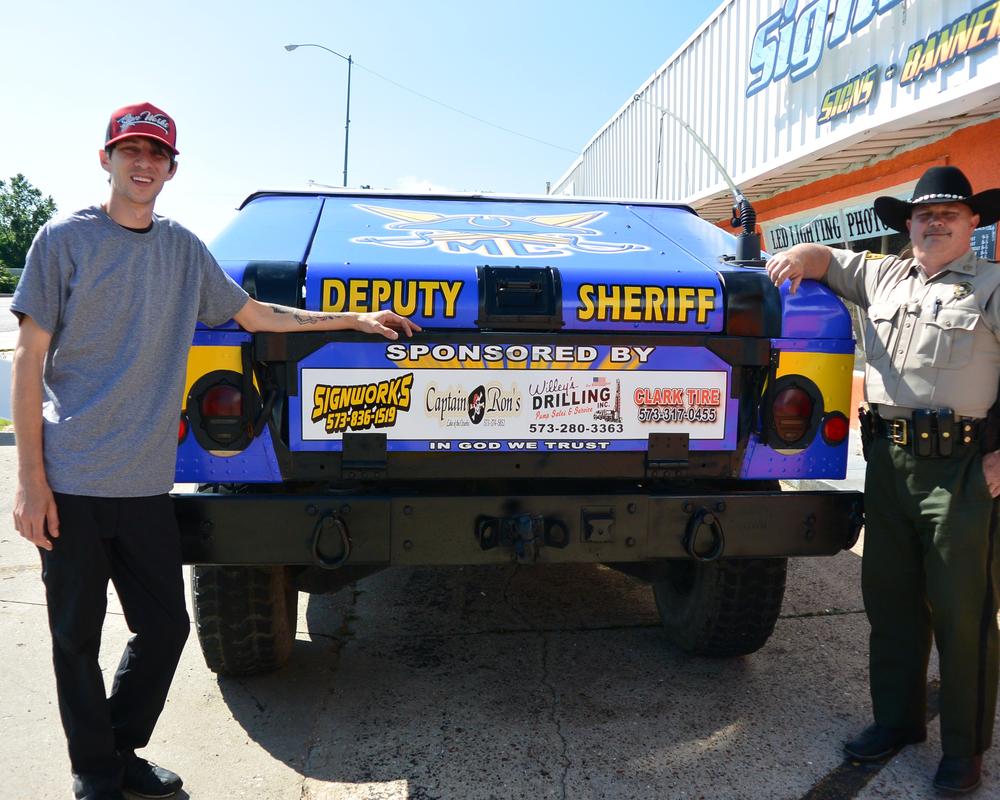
xmin=11 ymin=102 xmax=419 ymax=800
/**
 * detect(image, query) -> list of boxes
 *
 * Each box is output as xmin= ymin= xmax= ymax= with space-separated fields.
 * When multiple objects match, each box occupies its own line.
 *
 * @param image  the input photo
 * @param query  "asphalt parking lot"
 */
xmin=0 ymin=439 xmax=995 ymax=799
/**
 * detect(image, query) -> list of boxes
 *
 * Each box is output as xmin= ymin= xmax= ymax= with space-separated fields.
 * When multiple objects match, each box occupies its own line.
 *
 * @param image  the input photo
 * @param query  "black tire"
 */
xmin=191 ymin=565 xmax=298 ymax=676
xmin=652 ymin=557 xmax=787 ymax=657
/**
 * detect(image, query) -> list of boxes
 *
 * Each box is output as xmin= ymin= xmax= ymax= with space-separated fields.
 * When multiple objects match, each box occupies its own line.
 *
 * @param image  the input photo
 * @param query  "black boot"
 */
xmin=844 ymin=723 xmax=927 ymax=761
xmin=933 ymin=755 xmax=982 ymax=795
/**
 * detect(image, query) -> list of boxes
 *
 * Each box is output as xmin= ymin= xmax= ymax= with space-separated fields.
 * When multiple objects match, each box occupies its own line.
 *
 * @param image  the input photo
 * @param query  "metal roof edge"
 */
xmin=239 ymin=187 xmax=698 ymax=214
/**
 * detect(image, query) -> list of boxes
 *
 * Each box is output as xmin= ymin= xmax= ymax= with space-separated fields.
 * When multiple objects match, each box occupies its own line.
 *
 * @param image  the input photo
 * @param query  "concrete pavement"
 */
xmin=2 ymin=438 xmax=997 ymax=799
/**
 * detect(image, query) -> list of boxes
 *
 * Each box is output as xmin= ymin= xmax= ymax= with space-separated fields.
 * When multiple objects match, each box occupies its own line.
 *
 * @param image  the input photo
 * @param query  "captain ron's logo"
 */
xmin=311 ymin=373 xmax=414 ymax=434
xmin=351 ymin=205 xmax=648 ymax=258
xmin=468 ymin=386 xmax=486 ymax=424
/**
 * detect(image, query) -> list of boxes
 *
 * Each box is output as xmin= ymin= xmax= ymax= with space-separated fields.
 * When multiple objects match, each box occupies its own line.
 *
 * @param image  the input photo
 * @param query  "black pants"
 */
xmin=864 ymin=439 xmax=999 ymax=756
xmin=41 ymin=493 xmax=189 ymax=796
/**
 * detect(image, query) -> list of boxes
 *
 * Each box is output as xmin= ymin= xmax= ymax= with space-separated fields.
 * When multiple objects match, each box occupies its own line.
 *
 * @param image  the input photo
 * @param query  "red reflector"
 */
xmin=201 ymin=384 xmax=243 ymax=417
xmin=772 ymin=387 xmax=813 ymax=443
xmin=822 ymin=413 xmax=850 ymax=444
xmin=178 ymin=415 xmax=188 ymax=443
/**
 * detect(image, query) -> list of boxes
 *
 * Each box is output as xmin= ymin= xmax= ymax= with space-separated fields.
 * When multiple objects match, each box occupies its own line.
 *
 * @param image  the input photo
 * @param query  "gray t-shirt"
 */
xmin=12 ymin=206 xmax=249 ymax=497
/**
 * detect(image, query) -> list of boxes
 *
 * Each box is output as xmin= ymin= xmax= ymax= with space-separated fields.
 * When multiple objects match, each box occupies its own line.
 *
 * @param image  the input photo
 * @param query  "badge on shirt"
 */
xmin=954 ymin=282 xmax=974 ymax=299
xmin=864 ymin=252 xmax=886 ymax=260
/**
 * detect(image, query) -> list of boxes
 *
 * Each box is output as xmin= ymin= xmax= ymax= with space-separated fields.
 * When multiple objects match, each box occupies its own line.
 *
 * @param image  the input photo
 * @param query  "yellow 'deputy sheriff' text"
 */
xmin=322 ymin=278 xmax=462 ymax=317
xmin=577 ymin=283 xmax=717 ymax=324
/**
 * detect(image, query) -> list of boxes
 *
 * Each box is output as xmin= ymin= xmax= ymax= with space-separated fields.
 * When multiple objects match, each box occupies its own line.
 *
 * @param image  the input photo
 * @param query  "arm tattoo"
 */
xmin=266 ymin=304 xmax=348 ymax=326
xmin=294 ymin=312 xmax=349 ymax=326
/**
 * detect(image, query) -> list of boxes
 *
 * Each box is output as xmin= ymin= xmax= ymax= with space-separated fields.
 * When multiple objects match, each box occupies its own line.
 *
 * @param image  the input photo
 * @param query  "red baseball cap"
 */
xmin=105 ymin=102 xmax=179 ymax=155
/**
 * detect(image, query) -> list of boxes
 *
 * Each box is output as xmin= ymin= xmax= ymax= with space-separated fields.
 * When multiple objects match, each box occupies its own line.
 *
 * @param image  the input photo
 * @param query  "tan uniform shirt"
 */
xmin=824 ymin=248 xmax=1000 ymax=419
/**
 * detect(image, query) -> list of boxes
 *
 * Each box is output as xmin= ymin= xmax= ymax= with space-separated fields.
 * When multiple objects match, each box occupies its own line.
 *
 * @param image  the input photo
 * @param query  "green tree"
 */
xmin=0 ymin=174 xmax=57 ymax=289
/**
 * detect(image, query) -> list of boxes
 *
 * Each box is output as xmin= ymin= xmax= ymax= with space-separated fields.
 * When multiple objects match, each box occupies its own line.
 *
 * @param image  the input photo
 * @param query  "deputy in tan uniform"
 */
xmin=767 ymin=165 xmax=1000 ymax=796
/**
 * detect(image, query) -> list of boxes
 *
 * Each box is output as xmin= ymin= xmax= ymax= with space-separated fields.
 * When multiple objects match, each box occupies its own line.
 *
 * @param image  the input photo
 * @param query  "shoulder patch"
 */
xmin=864 ymin=252 xmax=886 ymax=260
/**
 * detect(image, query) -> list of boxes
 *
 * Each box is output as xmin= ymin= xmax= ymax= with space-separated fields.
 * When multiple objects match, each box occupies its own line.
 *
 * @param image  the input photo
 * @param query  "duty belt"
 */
xmin=874 ymin=410 xmax=982 ymax=457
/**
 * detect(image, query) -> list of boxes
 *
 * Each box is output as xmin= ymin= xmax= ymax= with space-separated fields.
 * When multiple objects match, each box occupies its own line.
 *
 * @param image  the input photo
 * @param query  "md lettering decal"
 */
xmin=747 ymin=0 xmax=903 ymax=98
xmin=899 ymin=0 xmax=1000 ymax=87
xmin=351 ymin=205 xmax=648 ymax=258
xmin=577 ymin=284 xmax=717 ymax=324
xmin=311 ymin=374 xmax=413 ymax=433
xmin=818 ymin=65 xmax=879 ymax=124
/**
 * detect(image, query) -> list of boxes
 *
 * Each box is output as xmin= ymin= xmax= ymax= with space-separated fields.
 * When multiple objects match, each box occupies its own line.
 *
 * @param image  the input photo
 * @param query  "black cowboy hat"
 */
xmin=873 ymin=165 xmax=1000 ymax=233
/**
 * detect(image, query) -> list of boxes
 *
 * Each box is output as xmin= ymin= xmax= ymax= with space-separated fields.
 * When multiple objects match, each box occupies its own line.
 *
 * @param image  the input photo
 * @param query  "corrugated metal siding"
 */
xmin=551 ymin=0 xmax=1000 ymax=210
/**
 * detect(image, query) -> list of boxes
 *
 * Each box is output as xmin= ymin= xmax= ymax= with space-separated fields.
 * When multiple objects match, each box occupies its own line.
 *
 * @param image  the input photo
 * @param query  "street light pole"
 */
xmin=343 ymin=54 xmax=352 ymax=189
xmin=284 ymin=43 xmax=353 ymax=188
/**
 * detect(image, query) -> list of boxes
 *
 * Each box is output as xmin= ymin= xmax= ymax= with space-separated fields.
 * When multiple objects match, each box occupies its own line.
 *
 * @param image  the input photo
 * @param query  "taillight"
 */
xmin=198 ymin=382 xmax=244 ymax=446
xmin=771 ymin=387 xmax=813 ymax=443
xmin=178 ymin=414 xmax=188 ymax=444
xmin=201 ymin=384 xmax=243 ymax=417
xmin=822 ymin=411 xmax=850 ymax=445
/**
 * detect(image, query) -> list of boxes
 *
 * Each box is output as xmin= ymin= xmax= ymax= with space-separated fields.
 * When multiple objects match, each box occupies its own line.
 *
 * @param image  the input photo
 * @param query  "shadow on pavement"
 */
xmin=212 ymin=561 xmax=875 ymax=798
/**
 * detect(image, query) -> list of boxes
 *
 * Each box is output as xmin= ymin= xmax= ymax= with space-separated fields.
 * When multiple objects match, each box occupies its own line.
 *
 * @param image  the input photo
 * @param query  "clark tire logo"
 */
xmin=311 ymin=374 xmax=414 ymax=434
xmin=746 ymin=0 xmax=903 ymax=98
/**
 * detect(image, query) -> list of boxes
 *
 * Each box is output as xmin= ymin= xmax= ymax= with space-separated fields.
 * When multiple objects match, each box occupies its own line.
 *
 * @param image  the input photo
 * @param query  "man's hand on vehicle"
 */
xmin=354 ymin=310 xmax=422 ymax=340
xmin=13 ymin=476 xmax=60 ymax=550
xmin=765 ymin=243 xmax=834 ymax=294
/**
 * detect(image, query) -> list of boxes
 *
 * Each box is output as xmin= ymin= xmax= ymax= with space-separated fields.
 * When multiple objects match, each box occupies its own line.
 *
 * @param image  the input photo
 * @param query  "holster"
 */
xmin=936 ymin=409 xmax=955 ymax=457
xmin=913 ymin=409 xmax=934 ymax=457
xmin=858 ymin=405 xmax=875 ymax=461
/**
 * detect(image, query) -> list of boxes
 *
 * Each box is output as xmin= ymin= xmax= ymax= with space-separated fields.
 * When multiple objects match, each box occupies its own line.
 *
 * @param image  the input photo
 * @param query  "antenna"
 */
xmin=634 ymin=95 xmax=763 ymax=266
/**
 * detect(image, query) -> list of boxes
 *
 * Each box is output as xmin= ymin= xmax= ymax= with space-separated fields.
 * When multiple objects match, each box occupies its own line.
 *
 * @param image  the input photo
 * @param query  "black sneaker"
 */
xmin=121 ymin=752 xmax=183 ymax=799
xmin=72 ymin=768 xmax=126 ymax=800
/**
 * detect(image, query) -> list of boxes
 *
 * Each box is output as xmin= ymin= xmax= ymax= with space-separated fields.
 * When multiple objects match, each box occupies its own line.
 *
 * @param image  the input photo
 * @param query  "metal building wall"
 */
xmin=552 ymin=0 xmax=1000 ymax=205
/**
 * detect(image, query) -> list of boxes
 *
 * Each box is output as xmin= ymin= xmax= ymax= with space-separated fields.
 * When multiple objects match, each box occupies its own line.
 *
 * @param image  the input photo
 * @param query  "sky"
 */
xmin=2 ymin=0 xmax=726 ymax=242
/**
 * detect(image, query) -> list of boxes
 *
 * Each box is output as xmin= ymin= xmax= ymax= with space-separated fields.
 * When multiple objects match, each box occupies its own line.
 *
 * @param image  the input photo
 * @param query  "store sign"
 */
xmin=763 ymin=197 xmax=900 ymax=252
xmin=899 ymin=0 xmax=1000 ymax=86
xmin=764 ymin=210 xmax=846 ymax=250
xmin=972 ymin=226 xmax=998 ymax=260
xmin=746 ymin=0 xmax=903 ymax=98
xmin=841 ymin=200 xmax=895 ymax=240
xmin=817 ymin=65 xmax=879 ymax=124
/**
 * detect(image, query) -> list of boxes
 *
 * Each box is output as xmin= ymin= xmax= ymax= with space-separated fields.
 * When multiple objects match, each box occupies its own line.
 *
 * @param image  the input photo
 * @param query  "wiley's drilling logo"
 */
xmin=351 ymin=205 xmax=649 ymax=258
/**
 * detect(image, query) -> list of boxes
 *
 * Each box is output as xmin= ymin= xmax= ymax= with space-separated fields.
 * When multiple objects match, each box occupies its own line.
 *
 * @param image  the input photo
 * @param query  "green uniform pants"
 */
xmin=864 ymin=437 xmax=999 ymax=756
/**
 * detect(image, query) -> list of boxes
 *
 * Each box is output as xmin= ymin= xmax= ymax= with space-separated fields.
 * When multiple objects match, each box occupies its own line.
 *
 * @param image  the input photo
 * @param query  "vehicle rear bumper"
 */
xmin=174 ymin=489 xmax=863 ymax=567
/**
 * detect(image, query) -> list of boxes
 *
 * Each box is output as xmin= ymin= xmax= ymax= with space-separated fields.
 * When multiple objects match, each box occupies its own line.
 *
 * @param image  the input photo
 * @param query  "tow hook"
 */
xmin=311 ymin=512 xmax=351 ymax=569
xmin=476 ymin=514 xmax=569 ymax=563
xmin=683 ymin=506 xmax=726 ymax=562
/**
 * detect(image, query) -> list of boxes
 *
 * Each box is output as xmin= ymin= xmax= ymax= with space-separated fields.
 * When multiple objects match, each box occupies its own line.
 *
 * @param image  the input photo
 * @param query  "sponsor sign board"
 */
xmin=292 ymin=342 xmax=737 ymax=453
